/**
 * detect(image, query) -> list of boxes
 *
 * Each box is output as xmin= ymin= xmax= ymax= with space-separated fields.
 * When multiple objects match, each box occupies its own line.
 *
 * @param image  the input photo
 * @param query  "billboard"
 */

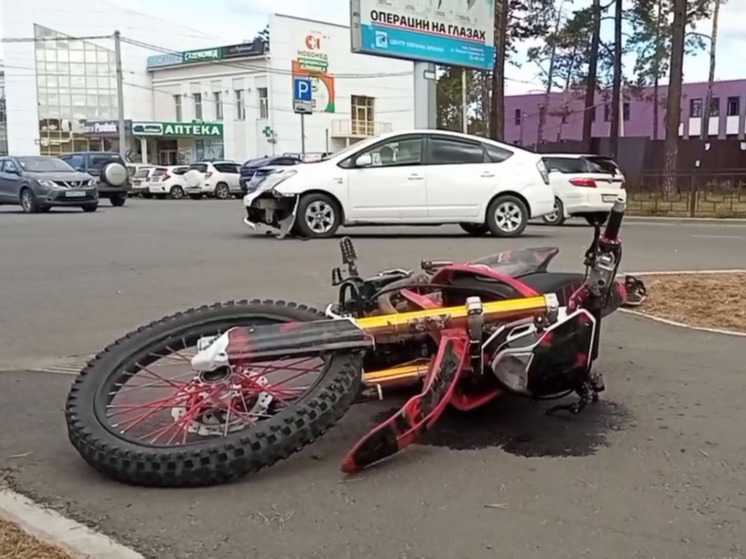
xmin=291 ymin=31 xmax=336 ymax=113
xmin=350 ymin=0 xmax=495 ymax=70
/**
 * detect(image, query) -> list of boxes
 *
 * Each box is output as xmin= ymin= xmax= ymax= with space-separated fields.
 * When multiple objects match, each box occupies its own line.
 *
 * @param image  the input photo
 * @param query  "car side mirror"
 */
xmin=355 ymin=154 xmax=373 ymax=167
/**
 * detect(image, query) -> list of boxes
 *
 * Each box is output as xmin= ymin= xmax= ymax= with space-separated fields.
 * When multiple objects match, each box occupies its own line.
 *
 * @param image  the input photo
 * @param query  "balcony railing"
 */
xmin=331 ymin=119 xmax=392 ymax=138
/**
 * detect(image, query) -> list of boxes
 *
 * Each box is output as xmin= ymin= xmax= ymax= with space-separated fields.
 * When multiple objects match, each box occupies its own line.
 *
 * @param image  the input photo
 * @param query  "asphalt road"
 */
xmin=1 ymin=199 xmax=745 ymax=559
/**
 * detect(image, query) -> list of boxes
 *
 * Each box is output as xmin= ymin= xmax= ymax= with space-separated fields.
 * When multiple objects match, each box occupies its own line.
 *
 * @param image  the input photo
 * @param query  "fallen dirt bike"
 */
xmin=65 ymin=198 xmax=646 ymax=487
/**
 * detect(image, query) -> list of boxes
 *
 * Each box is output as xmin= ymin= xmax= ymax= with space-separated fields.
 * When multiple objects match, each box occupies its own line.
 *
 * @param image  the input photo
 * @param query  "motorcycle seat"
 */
xmin=443 ymin=271 xmax=584 ymax=306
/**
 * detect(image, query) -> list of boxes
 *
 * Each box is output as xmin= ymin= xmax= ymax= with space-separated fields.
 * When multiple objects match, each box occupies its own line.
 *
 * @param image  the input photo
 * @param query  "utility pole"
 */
xmin=461 ymin=67 xmax=468 ymax=133
xmin=114 ymin=30 xmax=126 ymax=158
xmin=700 ymin=0 xmax=721 ymax=140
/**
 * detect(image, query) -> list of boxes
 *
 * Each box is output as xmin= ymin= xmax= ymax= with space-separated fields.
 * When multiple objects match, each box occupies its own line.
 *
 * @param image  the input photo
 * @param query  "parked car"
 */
xmin=540 ymin=154 xmax=627 ymax=226
xmin=242 ymin=129 xmax=555 ymax=239
xmin=0 ymin=155 xmax=99 ymax=213
xmin=147 ymin=165 xmax=189 ymax=199
xmin=239 ymin=155 xmax=302 ymax=193
xmin=58 ymin=151 xmax=130 ymax=206
xmin=129 ymin=165 xmax=165 ymax=197
xmin=183 ymin=161 xmax=241 ymax=199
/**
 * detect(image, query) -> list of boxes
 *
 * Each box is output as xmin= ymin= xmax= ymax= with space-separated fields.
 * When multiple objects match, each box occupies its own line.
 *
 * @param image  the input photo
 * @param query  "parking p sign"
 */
xmin=293 ymin=77 xmax=313 ymax=114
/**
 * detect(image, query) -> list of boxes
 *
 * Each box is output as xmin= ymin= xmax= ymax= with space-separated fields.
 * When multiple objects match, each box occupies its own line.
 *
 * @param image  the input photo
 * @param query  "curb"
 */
xmin=619 ymin=269 xmax=746 ymax=337
xmin=625 ymin=216 xmax=746 ymax=223
xmin=0 ymin=487 xmax=144 ymax=559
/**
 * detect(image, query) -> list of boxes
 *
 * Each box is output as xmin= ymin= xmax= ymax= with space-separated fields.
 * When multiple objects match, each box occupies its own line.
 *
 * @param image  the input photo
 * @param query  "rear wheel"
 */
xmin=584 ymin=213 xmax=608 ymax=226
xmin=486 ymin=195 xmax=529 ymax=237
xmin=111 ymin=195 xmax=126 ymax=207
xmin=459 ymin=222 xmax=489 ymax=236
xmin=542 ymin=198 xmax=566 ymax=226
xmin=215 ymin=183 xmax=231 ymax=199
xmin=81 ymin=203 xmax=98 ymax=213
xmin=65 ymin=299 xmax=362 ymax=487
xmin=170 ymin=186 xmax=184 ymax=200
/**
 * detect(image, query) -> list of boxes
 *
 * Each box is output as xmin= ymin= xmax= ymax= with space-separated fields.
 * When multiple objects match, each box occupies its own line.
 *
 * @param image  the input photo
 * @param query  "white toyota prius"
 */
xmin=242 ymin=129 xmax=555 ymax=239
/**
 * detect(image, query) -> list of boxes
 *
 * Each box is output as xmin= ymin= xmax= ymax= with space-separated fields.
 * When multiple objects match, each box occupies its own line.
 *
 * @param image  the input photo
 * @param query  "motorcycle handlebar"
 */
xmin=603 ymin=198 xmax=626 ymax=241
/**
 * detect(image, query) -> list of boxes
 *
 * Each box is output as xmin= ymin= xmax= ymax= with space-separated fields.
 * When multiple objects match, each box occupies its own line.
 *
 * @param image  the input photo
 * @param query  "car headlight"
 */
xmin=87 ymin=179 xmax=96 ymax=187
xmin=38 ymin=179 xmax=59 ymax=189
xmin=262 ymin=169 xmax=297 ymax=192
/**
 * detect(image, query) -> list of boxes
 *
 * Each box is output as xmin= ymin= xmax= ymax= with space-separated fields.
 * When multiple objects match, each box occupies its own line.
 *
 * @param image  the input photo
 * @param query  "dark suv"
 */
xmin=59 ymin=152 xmax=131 ymax=206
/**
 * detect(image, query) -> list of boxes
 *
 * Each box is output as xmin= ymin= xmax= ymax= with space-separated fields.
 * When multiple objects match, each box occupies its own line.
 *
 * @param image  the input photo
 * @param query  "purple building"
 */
xmin=504 ymin=78 xmax=746 ymax=146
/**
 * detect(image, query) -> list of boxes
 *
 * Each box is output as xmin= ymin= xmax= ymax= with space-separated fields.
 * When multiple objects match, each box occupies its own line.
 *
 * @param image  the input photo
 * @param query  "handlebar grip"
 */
xmin=603 ymin=198 xmax=626 ymax=241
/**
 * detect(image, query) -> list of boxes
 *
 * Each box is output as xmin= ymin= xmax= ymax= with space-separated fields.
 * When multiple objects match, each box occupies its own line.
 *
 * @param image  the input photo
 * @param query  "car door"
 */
xmin=424 ymin=135 xmax=499 ymax=219
xmin=1 ymin=159 xmax=24 ymax=201
xmin=344 ymin=134 xmax=428 ymax=220
xmin=224 ymin=163 xmax=241 ymax=190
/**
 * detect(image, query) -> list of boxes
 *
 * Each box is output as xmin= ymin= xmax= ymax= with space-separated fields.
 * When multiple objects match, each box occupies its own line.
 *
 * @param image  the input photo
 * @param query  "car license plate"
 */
xmin=66 ymin=191 xmax=86 ymax=197
xmin=602 ymin=194 xmax=617 ymax=202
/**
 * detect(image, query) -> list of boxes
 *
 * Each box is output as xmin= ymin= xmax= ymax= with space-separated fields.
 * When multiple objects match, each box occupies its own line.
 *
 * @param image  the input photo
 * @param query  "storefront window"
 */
xmin=34 ymin=24 xmax=118 ymax=155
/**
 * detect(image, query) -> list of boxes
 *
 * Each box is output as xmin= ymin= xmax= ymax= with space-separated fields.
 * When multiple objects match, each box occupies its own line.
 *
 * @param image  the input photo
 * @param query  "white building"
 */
xmin=1 ymin=4 xmax=416 ymax=164
xmin=145 ymin=14 xmax=415 ymax=164
xmin=1 ymin=0 xmax=220 ymax=156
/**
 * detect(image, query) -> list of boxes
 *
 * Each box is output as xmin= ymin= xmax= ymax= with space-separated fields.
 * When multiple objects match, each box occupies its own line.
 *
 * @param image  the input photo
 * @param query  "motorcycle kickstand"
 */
xmin=546 ymin=384 xmax=598 ymax=416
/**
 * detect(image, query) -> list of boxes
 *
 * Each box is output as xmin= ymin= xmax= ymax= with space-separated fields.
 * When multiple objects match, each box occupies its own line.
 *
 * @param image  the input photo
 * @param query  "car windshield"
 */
xmin=16 ymin=157 xmax=75 ymax=173
xmin=585 ymin=156 xmax=621 ymax=175
xmin=134 ymin=167 xmax=154 ymax=178
xmin=470 ymin=247 xmax=560 ymax=277
xmin=89 ymin=153 xmax=124 ymax=169
xmin=244 ymin=158 xmax=270 ymax=168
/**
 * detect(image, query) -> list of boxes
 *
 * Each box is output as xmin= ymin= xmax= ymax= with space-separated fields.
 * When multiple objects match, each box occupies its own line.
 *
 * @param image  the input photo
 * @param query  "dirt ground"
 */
xmin=0 ymin=518 xmax=72 ymax=559
xmin=636 ymin=272 xmax=746 ymax=332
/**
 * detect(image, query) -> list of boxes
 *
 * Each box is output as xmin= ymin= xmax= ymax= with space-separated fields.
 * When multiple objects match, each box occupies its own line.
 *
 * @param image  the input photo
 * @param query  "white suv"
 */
xmin=540 ymin=154 xmax=627 ymax=225
xmin=147 ymin=165 xmax=189 ymax=199
xmin=183 ymin=161 xmax=241 ymax=199
xmin=242 ymin=129 xmax=555 ymax=239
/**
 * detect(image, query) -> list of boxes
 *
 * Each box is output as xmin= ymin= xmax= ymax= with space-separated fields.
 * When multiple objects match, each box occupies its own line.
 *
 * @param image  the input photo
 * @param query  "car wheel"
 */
xmin=459 ymin=222 xmax=489 ymax=236
xmin=215 ymin=183 xmax=230 ymax=199
xmin=295 ymin=193 xmax=341 ymax=238
xmin=111 ymin=195 xmax=126 ymax=207
xmin=81 ymin=203 xmax=98 ymax=213
xmin=486 ymin=195 xmax=529 ymax=237
xmin=40 ymin=206 xmax=52 ymax=213
xmin=20 ymin=188 xmax=40 ymax=214
xmin=189 ymin=194 xmax=203 ymax=200
xmin=141 ymin=192 xmax=153 ymax=199
xmin=584 ymin=213 xmax=608 ymax=226
xmin=542 ymin=198 xmax=566 ymax=226
xmin=170 ymin=186 xmax=184 ymax=200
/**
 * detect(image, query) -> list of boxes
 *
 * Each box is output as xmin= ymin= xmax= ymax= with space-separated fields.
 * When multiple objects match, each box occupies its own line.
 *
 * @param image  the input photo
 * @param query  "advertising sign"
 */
xmin=80 ymin=119 xmax=131 ymax=137
xmin=146 ymin=40 xmax=266 ymax=69
xmin=350 ymin=0 xmax=496 ymax=70
xmin=291 ymin=31 xmax=336 ymax=113
xmin=132 ymin=122 xmax=224 ymax=137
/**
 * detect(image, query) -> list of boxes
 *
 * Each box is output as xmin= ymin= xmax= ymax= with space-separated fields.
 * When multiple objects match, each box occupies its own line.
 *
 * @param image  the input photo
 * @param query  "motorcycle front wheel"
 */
xmin=65 ymin=299 xmax=362 ymax=487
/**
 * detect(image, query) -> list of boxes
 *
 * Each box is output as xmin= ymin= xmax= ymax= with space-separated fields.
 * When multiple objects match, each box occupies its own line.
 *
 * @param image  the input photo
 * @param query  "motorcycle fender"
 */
xmin=340 ymin=330 xmax=469 ymax=473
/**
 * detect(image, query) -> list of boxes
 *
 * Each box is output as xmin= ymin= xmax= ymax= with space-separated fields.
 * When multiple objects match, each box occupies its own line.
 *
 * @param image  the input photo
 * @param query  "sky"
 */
xmin=4 ymin=0 xmax=745 ymax=95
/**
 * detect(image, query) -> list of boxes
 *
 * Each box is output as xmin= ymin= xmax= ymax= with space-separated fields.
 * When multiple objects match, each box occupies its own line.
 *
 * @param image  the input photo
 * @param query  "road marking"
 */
xmin=690 ymin=234 xmax=744 ymax=239
xmin=0 ymin=488 xmax=145 ymax=559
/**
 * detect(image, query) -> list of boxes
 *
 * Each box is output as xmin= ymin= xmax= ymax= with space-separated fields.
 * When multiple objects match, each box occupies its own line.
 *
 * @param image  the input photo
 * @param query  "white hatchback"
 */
xmin=242 ymin=129 xmax=555 ymax=239
xmin=183 ymin=161 xmax=242 ymax=200
xmin=540 ymin=154 xmax=627 ymax=226
xmin=147 ymin=165 xmax=190 ymax=199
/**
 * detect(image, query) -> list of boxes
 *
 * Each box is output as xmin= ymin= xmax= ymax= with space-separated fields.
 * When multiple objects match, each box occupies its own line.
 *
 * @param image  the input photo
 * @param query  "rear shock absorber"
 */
xmin=465 ymin=296 xmax=484 ymax=374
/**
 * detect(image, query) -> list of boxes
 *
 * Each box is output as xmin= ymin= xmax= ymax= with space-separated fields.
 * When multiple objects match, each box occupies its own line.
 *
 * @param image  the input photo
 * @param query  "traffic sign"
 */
xmin=293 ymin=77 xmax=312 ymax=102
xmin=293 ymin=77 xmax=313 ymax=114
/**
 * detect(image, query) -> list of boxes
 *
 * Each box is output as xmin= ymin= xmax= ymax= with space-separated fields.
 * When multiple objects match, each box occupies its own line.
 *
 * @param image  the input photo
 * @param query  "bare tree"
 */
xmin=699 ymin=0 xmax=721 ymax=139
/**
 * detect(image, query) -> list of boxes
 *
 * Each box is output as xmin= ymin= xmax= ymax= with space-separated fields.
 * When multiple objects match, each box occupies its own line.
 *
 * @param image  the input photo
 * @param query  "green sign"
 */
xmin=132 ymin=121 xmax=224 ymax=137
xmin=183 ymin=48 xmax=222 ymax=62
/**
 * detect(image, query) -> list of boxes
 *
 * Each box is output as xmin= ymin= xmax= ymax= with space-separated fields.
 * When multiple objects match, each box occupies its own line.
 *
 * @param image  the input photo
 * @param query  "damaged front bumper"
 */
xmin=243 ymin=191 xmax=300 ymax=239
